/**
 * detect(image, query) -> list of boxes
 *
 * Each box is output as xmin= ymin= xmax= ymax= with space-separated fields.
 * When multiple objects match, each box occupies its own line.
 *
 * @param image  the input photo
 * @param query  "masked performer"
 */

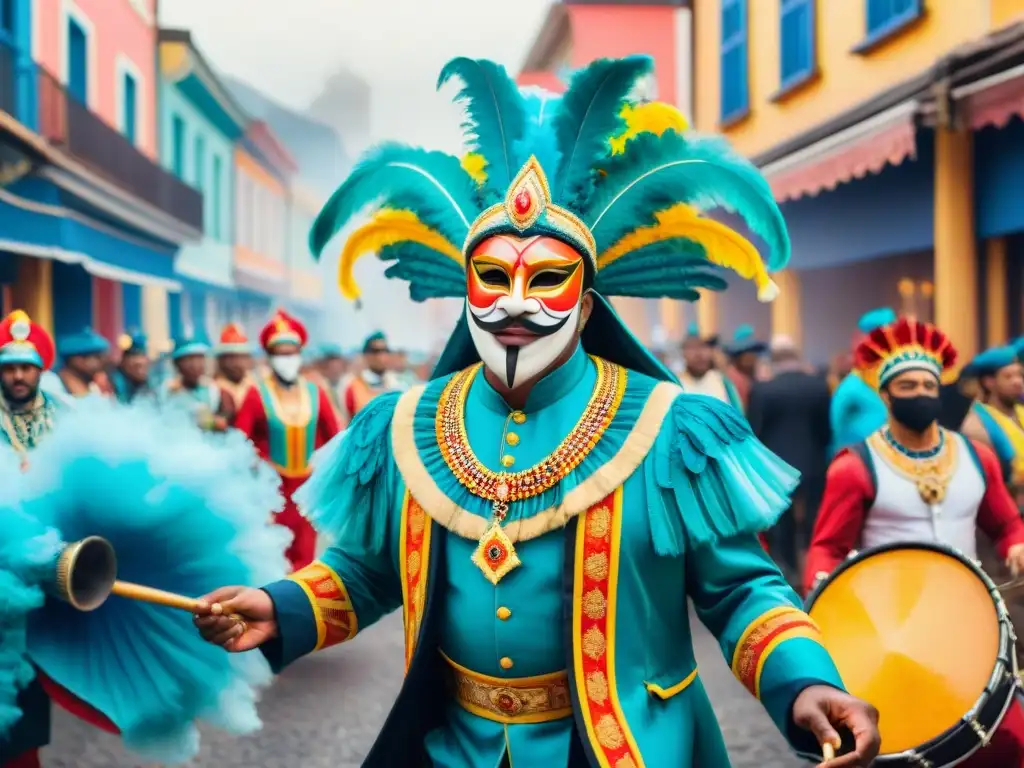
xmin=828 ymin=308 xmax=895 ymax=454
xmin=234 ymin=310 xmax=341 ymax=571
xmin=196 ymin=57 xmax=880 ymax=768
xmin=337 ymin=331 xmax=402 ymax=424
xmin=111 ymin=330 xmax=155 ymax=405
xmin=214 ymin=322 xmax=257 ymax=416
xmin=679 ymin=321 xmax=742 ymax=409
xmin=162 ymin=331 xmax=235 ymax=431
xmin=960 ymin=345 xmax=1024 ymax=490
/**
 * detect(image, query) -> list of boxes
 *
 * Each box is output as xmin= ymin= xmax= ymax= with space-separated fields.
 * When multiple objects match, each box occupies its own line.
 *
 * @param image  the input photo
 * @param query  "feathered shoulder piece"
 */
xmin=311 ymin=56 xmax=790 ymax=305
xmin=650 ymin=393 xmax=798 ymax=556
xmin=296 ymin=391 xmax=402 ymax=555
xmin=854 ymin=316 xmax=958 ymax=389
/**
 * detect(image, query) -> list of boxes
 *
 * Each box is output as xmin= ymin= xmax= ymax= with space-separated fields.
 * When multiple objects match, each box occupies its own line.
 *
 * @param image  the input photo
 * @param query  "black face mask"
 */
xmin=889 ymin=394 xmax=942 ymax=433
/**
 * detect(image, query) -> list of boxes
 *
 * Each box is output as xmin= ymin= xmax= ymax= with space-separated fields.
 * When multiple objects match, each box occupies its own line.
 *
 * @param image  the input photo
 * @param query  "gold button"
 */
xmin=511 ymin=411 xmax=526 ymax=425
xmin=497 ymin=606 xmax=511 ymax=620
xmin=501 ymin=455 xmax=515 ymax=467
xmin=500 ymin=656 xmax=514 ymax=670
xmin=506 ymin=432 xmax=520 ymax=447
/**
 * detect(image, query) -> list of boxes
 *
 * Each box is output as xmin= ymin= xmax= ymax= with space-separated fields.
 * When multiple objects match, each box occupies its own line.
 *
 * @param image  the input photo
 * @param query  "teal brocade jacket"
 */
xmin=259 ymin=347 xmax=845 ymax=767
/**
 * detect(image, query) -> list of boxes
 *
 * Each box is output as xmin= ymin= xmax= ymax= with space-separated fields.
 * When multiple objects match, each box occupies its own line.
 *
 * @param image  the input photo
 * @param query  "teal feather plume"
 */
xmin=299 ymin=392 xmax=401 ymax=557
xmin=379 ymin=242 xmax=466 ymax=301
xmin=309 ymin=143 xmax=478 ymax=258
xmin=17 ymin=401 xmax=289 ymax=763
xmin=584 ymin=131 xmax=789 ymax=270
xmin=650 ymin=394 xmax=798 ymax=554
xmin=438 ymin=57 xmax=528 ymax=198
xmin=595 ymin=241 xmax=728 ymax=299
xmin=512 ymin=88 xmax=563 ymax=185
xmin=554 ymin=56 xmax=653 ymax=208
xmin=0 ymin=450 xmax=61 ymax=738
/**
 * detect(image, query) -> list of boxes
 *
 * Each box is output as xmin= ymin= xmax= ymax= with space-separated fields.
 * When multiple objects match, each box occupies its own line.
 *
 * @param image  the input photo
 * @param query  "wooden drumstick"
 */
xmin=111 ymin=581 xmax=245 ymax=622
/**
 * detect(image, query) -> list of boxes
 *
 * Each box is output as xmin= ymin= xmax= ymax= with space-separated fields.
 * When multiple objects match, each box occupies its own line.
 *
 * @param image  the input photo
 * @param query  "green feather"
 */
xmin=379 ymin=242 xmax=466 ymax=302
xmin=584 ymin=132 xmax=790 ymax=271
xmin=437 ymin=57 xmax=528 ymax=197
xmin=553 ymin=56 xmax=653 ymax=208
xmin=309 ymin=143 xmax=479 ymax=259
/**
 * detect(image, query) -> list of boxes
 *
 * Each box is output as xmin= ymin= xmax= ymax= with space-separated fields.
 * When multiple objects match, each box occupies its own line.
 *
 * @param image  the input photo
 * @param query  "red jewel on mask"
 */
xmin=513 ymin=189 xmax=532 ymax=216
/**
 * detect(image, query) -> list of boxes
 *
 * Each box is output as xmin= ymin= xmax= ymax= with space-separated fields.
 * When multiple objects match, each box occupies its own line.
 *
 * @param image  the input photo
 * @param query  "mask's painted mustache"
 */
xmin=471 ymin=313 xmax=569 ymax=338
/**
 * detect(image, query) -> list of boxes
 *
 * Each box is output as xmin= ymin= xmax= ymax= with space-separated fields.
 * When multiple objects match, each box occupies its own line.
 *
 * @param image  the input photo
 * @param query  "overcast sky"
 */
xmin=158 ymin=0 xmax=554 ymax=350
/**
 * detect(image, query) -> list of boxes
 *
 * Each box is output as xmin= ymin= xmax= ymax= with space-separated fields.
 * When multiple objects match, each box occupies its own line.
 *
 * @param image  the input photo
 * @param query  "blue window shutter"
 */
xmin=67 ymin=18 xmax=88 ymax=103
xmin=122 ymin=72 xmax=137 ymax=144
xmin=780 ymin=0 xmax=814 ymax=87
xmin=720 ymin=0 xmax=749 ymax=122
xmin=171 ymin=115 xmax=185 ymax=177
xmin=194 ymin=134 xmax=205 ymax=191
xmin=867 ymin=0 xmax=920 ymax=37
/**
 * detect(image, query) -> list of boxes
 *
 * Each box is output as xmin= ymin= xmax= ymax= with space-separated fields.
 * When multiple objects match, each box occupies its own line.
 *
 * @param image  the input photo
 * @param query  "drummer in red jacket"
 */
xmin=805 ymin=316 xmax=1024 ymax=766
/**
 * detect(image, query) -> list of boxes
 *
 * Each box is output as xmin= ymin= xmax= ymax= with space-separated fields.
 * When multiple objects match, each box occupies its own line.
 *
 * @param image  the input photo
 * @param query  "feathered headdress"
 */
xmin=310 ymin=56 xmax=789 ymax=380
xmin=854 ymin=316 xmax=957 ymax=389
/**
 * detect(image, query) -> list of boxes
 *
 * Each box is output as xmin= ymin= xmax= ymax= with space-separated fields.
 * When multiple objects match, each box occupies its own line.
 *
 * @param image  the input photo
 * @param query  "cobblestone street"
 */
xmin=44 ymin=609 xmax=804 ymax=767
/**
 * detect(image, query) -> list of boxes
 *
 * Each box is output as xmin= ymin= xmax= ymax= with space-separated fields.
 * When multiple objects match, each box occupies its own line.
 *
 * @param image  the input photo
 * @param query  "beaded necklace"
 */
xmin=0 ymin=392 xmax=56 ymax=458
xmin=870 ymin=427 xmax=957 ymax=506
xmin=436 ymin=356 xmax=626 ymax=583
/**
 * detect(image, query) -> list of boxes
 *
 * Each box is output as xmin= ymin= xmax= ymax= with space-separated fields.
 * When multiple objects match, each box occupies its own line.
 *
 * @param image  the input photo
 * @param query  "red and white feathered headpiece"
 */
xmin=0 ymin=310 xmax=56 ymax=370
xmin=854 ymin=316 xmax=957 ymax=389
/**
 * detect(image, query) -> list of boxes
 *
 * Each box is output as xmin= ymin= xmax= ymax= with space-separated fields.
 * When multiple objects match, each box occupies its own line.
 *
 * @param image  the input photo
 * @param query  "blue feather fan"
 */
xmin=7 ymin=401 xmax=290 ymax=763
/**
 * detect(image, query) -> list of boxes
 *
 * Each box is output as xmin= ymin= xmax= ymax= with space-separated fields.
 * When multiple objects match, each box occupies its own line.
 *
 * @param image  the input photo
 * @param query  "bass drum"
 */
xmin=805 ymin=542 xmax=1019 ymax=766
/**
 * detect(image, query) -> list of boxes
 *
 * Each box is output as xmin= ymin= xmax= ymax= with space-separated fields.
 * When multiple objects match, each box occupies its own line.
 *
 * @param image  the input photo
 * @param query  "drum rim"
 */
xmin=802 ymin=540 xmax=1017 ymax=764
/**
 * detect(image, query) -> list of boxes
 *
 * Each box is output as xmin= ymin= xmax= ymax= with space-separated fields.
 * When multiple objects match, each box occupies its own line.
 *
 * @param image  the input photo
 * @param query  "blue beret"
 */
xmin=726 ymin=324 xmax=766 ymax=355
xmin=171 ymin=330 xmax=211 ymax=360
xmin=58 ymin=327 xmax=109 ymax=357
xmin=857 ymin=307 xmax=897 ymax=335
xmin=964 ymin=345 xmax=1020 ymax=378
xmin=362 ymin=331 xmax=388 ymax=352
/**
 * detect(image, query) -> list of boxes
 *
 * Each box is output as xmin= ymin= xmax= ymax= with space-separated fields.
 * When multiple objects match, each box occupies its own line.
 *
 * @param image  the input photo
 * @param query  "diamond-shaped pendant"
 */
xmin=472 ymin=522 xmax=522 ymax=585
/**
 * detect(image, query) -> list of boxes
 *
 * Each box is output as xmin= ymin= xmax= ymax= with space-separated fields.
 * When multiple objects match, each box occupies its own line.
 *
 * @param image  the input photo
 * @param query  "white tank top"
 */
xmin=861 ymin=432 xmax=985 ymax=559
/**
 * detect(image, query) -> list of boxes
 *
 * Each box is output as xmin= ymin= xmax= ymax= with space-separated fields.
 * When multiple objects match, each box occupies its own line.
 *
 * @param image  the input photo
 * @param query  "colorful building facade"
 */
xmin=693 ymin=0 xmax=1024 ymax=363
xmin=518 ymin=0 xmax=696 ymax=349
xmin=234 ymin=120 xmax=296 ymax=335
xmin=158 ymin=28 xmax=247 ymax=345
xmin=284 ymin=180 xmax=324 ymax=334
xmin=0 ymin=0 xmax=201 ymax=349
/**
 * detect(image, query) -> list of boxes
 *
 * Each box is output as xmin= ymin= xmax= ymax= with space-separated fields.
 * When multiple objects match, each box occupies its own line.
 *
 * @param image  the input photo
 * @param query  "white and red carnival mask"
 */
xmin=466 ymin=234 xmax=585 ymax=389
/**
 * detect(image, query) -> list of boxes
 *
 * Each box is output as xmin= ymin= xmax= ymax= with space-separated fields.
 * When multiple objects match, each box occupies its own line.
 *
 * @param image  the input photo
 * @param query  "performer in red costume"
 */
xmin=805 ymin=316 xmax=1024 ymax=767
xmin=234 ymin=309 xmax=339 ymax=571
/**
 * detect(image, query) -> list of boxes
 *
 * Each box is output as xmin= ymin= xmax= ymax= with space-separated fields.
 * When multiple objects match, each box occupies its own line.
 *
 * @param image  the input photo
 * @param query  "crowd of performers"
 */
xmin=6 ymin=52 xmax=1021 ymax=768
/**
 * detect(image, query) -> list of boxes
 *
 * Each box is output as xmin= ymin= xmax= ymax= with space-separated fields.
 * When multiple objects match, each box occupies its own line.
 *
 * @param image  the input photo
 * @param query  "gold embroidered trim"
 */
xmin=390 ymin=376 xmax=680 ymax=542
xmin=442 ymin=651 xmax=573 ymax=724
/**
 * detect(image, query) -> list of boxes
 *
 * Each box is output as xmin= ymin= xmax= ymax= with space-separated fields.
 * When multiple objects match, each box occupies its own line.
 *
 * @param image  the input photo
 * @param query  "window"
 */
xmin=171 ymin=114 xmax=185 ymax=177
xmin=866 ymin=0 xmax=921 ymax=38
xmin=121 ymin=70 xmax=138 ymax=144
xmin=720 ymin=0 xmax=748 ymax=122
xmin=211 ymin=155 xmax=222 ymax=240
xmin=193 ymin=135 xmax=205 ymax=191
xmin=780 ymin=0 xmax=815 ymax=89
xmin=67 ymin=16 xmax=88 ymax=103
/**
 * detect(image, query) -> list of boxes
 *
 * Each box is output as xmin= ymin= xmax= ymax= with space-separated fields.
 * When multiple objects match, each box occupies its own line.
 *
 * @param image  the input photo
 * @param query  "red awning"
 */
xmin=760 ymin=102 xmax=919 ymax=202
xmin=955 ymin=65 xmax=1024 ymax=130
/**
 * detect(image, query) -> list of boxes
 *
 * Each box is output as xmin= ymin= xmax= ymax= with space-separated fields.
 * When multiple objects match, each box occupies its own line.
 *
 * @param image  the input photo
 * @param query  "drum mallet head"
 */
xmin=50 ymin=535 xmax=118 ymax=611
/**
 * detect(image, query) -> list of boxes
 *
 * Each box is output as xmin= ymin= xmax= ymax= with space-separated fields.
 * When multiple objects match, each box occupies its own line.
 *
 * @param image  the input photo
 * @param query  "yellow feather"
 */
xmin=6 ymin=309 xmax=30 ymax=324
xmin=597 ymin=204 xmax=778 ymax=302
xmin=338 ymin=210 xmax=463 ymax=301
xmin=609 ymin=102 xmax=690 ymax=155
xmin=461 ymin=153 xmax=488 ymax=185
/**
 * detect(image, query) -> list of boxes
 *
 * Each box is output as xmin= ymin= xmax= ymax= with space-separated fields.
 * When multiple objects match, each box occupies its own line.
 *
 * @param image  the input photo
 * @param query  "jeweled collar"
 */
xmin=475 ymin=343 xmax=589 ymax=415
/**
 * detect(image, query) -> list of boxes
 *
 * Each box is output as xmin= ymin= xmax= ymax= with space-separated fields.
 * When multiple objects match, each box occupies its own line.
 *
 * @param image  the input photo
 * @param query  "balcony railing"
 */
xmin=36 ymin=66 xmax=203 ymax=232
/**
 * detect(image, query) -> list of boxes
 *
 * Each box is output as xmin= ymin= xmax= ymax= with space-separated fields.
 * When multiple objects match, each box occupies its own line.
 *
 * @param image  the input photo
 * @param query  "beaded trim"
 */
xmin=882 ymin=426 xmax=944 ymax=460
xmin=436 ymin=356 xmax=626 ymax=505
xmin=868 ymin=428 xmax=958 ymax=505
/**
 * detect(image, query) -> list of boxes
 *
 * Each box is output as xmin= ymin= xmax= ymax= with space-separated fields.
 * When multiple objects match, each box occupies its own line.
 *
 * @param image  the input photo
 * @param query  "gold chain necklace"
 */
xmin=869 ymin=428 xmax=957 ymax=505
xmin=436 ymin=356 xmax=626 ymax=583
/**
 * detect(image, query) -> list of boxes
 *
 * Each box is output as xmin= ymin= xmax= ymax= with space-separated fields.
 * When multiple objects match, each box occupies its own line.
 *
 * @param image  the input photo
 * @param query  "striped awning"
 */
xmin=760 ymin=102 xmax=919 ymax=202
xmin=954 ymin=63 xmax=1024 ymax=130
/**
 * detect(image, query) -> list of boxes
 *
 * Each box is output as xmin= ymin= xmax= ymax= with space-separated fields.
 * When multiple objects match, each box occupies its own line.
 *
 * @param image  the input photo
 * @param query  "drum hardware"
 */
xmin=50 ymin=535 xmax=244 ymax=619
xmin=806 ymin=542 xmax=1018 ymax=767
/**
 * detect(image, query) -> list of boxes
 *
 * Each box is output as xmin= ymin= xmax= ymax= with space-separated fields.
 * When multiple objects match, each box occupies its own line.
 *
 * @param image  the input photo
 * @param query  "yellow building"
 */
xmin=694 ymin=0 xmax=1024 ymax=362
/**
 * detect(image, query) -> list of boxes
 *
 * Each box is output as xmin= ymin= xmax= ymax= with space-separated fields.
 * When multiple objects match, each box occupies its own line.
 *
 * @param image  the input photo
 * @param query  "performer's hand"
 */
xmin=1007 ymin=543 xmax=1024 ymax=576
xmin=193 ymin=586 xmax=277 ymax=652
xmin=792 ymin=685 xmax=880 ymax=767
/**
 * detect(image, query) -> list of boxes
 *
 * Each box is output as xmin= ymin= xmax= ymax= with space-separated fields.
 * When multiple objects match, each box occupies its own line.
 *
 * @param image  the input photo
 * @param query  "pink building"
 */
xmin=32 ymin=0 xmax=158 ymax=158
